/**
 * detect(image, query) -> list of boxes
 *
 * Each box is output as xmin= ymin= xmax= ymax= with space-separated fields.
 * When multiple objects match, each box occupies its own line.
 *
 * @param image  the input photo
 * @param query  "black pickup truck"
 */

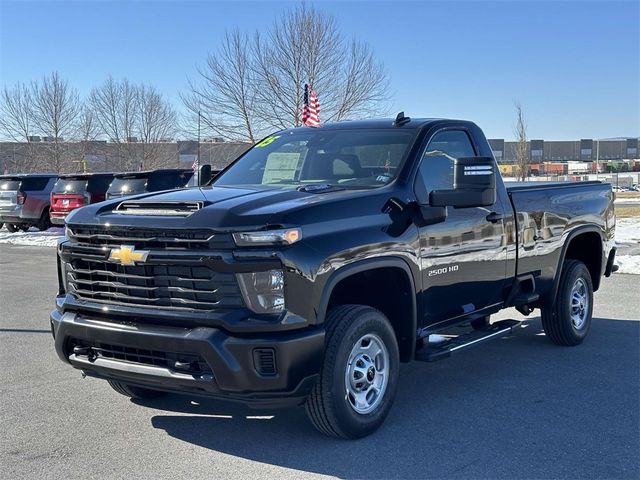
xmin=51 ymin=116 xmax=616 ymax=439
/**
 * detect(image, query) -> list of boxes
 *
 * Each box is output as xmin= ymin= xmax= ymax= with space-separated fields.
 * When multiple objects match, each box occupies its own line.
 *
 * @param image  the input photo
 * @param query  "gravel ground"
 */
xmin=0 ymin=245 xmax=639 ymax=479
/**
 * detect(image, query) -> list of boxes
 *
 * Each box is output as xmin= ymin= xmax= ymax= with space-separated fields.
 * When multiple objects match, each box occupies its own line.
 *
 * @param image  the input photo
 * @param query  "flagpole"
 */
xmin=197 ymin=110 xmax=201 ymax=183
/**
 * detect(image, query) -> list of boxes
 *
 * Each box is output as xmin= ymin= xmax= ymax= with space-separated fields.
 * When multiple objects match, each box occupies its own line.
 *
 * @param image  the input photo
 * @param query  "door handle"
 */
xmin=486 ymin=212 xmax=504 ymax=223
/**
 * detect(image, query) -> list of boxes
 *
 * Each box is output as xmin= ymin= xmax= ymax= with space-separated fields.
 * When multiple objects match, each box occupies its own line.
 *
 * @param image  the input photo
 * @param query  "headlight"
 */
xmin=237 ymin=270 xmax=285 ymax=314
xmin=56 ymin=248 xmax=70 ymax=294
xmin=233 ymin=228 xmax=301 ymax=246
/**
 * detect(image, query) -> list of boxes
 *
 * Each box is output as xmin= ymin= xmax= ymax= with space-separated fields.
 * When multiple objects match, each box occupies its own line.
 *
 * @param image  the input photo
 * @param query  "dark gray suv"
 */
xmin=0 ymin=174 xmax=58 ymax=232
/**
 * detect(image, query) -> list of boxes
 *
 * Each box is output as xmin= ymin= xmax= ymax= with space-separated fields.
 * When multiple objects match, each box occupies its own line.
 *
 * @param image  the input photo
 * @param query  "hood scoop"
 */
xmin=114 ymin=200 xmax=204 ymax=217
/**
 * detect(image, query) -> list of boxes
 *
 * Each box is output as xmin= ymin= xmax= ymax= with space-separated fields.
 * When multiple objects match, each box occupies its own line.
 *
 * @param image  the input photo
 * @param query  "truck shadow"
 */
xmin=149 ymin=316 xmax=639 ymax=479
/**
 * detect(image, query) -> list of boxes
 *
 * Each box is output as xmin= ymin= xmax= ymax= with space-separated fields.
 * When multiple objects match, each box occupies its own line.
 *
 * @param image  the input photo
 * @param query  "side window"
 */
xmin=21 ymin=177 xmax=51 ymax=191
xmin=418 ymin=130 xmax=476 ymax=193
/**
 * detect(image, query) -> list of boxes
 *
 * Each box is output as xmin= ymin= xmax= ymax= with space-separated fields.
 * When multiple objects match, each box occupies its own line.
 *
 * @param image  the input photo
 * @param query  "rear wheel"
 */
xmin=36 ymin=208 xmax=51 ymax=231
xmin=541 ymin=259 xmax=593 ymax=346
xmin=6 ymin=224 xmax=19 ymax=233
xmin=107 ymin=380 xmax=165 ymax=400
xmin=18 ymin=224 xmax=29 ymax=232
xmin=305 ymin=305 xmax=399 ymax=439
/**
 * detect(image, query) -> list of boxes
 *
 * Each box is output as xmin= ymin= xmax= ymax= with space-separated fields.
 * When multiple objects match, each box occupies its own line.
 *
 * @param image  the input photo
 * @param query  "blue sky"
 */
xmin=1 ymin=0 xmax=638 ymax=140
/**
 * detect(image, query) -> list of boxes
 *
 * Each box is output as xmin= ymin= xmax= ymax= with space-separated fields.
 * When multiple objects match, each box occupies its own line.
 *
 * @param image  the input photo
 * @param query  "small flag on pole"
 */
xmin=301 ymin=84 xmax=320 ymax=127
xmin=192 ymin=156 xmax=199 ymax=173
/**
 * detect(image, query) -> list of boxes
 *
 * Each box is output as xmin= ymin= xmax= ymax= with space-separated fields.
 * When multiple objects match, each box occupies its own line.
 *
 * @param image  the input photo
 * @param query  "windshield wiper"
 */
xmin=297 ymin=184 xmax=344 ymax=193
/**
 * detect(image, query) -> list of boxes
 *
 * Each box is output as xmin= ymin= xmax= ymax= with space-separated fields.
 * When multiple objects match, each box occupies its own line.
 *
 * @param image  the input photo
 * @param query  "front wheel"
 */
xmin=305 ymin=305 xmax=399 ymax=439
xmin=541 ymin=259 xmax=593 ymax=346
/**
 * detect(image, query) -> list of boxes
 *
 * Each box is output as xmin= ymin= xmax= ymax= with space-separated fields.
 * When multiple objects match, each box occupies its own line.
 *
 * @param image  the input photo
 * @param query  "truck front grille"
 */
xmin=67 ymin=225 xmax=234 ymax=250
xmin=67 ymin=259 xmax=244 ymax=312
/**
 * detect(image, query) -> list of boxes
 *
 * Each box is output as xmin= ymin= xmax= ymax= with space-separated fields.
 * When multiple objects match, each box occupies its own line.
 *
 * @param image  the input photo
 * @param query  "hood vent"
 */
xmin=114 ymin=201 xmax=203 ymax=217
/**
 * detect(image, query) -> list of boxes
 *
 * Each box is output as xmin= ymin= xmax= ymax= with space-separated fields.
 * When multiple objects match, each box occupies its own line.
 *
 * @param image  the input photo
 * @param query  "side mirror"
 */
xmin=198 ymin=164 xmax=212 ymax=186
xmin=430 ymin=157 xmax=496 ymax=208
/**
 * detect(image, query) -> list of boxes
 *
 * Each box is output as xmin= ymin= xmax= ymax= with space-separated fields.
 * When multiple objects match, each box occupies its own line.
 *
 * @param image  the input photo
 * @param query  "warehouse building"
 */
xmin=489 ymin=138 xmax=639 ymax=163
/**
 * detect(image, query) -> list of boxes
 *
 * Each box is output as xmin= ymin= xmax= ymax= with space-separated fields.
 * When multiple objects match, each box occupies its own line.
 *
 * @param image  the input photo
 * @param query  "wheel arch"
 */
xmin=317 ymin=257 xmax=418 ymax=362
xmin=547 ymin=226 xmax=604 ymax=305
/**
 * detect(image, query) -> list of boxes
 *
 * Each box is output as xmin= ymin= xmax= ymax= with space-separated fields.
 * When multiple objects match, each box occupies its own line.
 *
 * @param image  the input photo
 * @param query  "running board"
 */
xmin=415 ymin=319 xmax=520 ymax=362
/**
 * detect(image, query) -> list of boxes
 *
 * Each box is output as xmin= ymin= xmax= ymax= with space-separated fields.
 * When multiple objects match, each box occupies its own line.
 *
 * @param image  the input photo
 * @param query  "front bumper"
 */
xmin=50 ymin=307 xmax=324 ymax=408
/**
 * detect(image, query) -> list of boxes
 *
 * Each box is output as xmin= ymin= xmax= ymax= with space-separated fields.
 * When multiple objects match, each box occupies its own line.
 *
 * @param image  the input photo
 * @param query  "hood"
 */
xmin=65 ymin=185 xmax=390 ymax=231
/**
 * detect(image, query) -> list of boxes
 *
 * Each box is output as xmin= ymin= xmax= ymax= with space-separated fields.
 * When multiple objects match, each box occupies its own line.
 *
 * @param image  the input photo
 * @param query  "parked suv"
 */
xmin=0 ymin=174 xmax=57 ymax=232
xmin=50 ymin=173 xmax=115 ymax=225
xmin=106 ymin=169 xmax=193 ymax=199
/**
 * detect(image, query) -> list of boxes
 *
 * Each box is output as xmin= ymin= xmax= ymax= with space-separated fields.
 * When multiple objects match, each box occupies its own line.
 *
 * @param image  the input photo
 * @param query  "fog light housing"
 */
xmin=237 ymin=270 xmax=285 ymax=314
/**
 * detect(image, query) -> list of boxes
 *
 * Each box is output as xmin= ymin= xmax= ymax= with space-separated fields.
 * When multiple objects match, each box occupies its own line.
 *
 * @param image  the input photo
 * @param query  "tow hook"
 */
xmin=73 ymin=345 xmax=98 ymax=362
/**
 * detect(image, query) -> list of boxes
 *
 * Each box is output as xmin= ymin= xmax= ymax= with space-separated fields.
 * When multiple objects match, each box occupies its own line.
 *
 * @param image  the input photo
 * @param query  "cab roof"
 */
xmin=280 ymin=117 xmax=474 ymax=133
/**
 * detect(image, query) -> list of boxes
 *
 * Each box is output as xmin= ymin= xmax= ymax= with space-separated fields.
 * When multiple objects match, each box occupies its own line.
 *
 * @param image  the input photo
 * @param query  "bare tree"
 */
xmin=89 ymin=77 xmax=140 ymax=170
xmin=137 ymin=85 xmax=177 ymax=169
xmin=182 ymin=30 xmax=261 ymax=142
xmin=514 ymin=102 xmax=529 ymax=181
xmin=184 ymin=3 xmax=389 ymax=140
xmin=31 ymin=72 xmax=81 ymax=172
xmin=74 ymin=105 xmax=103 ymax=172
xmin=253 ymin=4 xmax=389 ymax=128
xmin=0 ymin=82 xmax=41 ymax=172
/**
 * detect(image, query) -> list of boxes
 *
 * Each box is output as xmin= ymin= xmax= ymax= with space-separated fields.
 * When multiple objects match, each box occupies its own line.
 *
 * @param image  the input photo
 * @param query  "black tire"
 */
xmin=541 ymin=259 xmax=593 ymax=346
xmin=107 ymin=380 xmax=165 ymax=400
xmin=470 ymin=315 xmax=490 ymax=330
xmin=18 ymin=224 xmax=30 ymax=232
xmin=305 ymin=305 xmax=400 ymax=439
xmin=6 ymin=224 xmax=19 ymax=233
xmin=0 ymin=222 xmax=3 ymax=229
xmin=36 ymin=208 xmax=51 ymax=231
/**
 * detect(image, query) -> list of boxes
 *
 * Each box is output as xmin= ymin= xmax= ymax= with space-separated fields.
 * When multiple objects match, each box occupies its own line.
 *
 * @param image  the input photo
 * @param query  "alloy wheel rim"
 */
xmin=344 ymin=333 xmax=389 ymax=415
xmin=570 ymin=277 xmax=589 ymax=329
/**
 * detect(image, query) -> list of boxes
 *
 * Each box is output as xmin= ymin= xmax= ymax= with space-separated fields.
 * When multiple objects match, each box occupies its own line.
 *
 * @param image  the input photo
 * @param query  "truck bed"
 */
xmin=504 ymin=180 xmax=604 ymax=192
xmin=506 ymin=180 xmax=615 ymax=301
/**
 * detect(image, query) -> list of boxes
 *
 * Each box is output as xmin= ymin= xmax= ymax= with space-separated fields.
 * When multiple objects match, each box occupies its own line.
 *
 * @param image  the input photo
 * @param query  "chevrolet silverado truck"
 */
xmin=51 ymin=115 xmax=616 ymax=439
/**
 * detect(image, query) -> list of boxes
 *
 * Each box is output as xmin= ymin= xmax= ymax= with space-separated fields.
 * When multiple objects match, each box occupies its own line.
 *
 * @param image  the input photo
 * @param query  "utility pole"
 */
xmin=595 ymin=139 xmax=599 ymax=180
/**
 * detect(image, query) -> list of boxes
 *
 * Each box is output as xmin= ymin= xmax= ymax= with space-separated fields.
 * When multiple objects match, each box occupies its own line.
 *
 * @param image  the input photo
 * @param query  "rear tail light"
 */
xmin=17 ymin=191 xmax=26 ymax=205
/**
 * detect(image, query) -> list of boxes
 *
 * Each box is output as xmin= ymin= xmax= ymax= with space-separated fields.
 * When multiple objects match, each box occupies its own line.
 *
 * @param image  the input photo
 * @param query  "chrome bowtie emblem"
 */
xmin=108 ymin=245 xmax=149 ymax=266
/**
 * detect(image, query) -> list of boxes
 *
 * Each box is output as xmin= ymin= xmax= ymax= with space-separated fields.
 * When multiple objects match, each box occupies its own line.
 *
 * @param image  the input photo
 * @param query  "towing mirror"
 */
xmin=430 ymin=157 xmax=496 ymax=208
xmin=199 ymin=164 xmax=212 ymax=186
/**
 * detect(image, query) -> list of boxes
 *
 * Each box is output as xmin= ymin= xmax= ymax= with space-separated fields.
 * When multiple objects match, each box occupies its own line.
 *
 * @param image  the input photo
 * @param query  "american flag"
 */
xmin=301 ymin=84 xmax=320 ymax=127
xmin=192 ymin=156 xmax=199 ymax=173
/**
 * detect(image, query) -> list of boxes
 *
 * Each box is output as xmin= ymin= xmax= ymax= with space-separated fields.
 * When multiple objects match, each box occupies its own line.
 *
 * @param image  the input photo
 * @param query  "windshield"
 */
xmin=53 ymin=179 xmax=87 ymax=195
xmin=214 ymin=129 xmax=416 ymax=189
xmin=107 ymin=177 xmax=147 ymax=197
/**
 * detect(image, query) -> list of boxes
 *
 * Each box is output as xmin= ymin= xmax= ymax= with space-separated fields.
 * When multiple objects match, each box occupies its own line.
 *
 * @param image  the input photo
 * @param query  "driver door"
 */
xmin=416 ymin=129 xmax=508 ymax=327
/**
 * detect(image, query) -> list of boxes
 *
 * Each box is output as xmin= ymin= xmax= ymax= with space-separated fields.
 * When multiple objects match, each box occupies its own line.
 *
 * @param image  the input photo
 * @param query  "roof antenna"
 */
xmin=394 ymin=111 xmax=411 ymax=126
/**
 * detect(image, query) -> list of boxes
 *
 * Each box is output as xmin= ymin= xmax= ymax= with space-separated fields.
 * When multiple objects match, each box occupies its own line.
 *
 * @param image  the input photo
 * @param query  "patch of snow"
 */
xmin=0 ymin=227 xmax=63 ymax=247
xmin=615 ymin=218 xmax=640 ymax=245
xmin=615 ymin=255 xmax=640 ymax=275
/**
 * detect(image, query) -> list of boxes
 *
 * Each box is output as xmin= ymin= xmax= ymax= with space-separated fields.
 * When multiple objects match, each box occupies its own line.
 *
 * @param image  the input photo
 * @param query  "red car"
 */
xmin=50 ymin=173 xmax=115 ymax=225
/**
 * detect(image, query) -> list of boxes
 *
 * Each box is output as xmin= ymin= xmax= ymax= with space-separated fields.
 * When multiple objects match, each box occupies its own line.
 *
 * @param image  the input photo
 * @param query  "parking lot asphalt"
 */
xmin=1 ymin=244 xmax=638 ymax=479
